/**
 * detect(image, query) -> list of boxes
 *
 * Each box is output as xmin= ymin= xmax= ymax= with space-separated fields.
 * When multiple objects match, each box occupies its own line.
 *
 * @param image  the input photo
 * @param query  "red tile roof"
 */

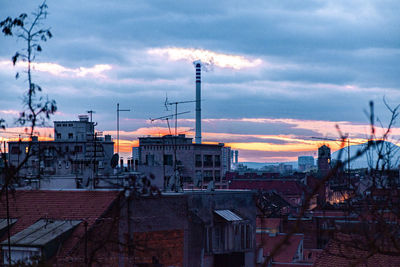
xmin=0 ymin=190 xmax=120 ymax=260
xmin=314 ymin=235 xmax=400 ymax=267
xmin=257 ymin=233 xmax=303 ymax=263
xmin=226 ymin=172 xmax=280 ymax=180
xmin=229 ymin=180 xmax=305 ymax=196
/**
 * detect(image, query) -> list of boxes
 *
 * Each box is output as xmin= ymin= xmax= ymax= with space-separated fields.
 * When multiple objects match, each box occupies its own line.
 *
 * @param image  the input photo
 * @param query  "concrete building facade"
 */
xmin=7 ymin=116 xmax=114 ymax=189
xmin=298 ymin=156 xmax=315 ymax=172
xmin=136 ymin=134 xmax=231 ymax=190
xmin=317 ymin=145 xmax=331 ymax=178
xmin=122 ymin=190 xmax=256 ymax=267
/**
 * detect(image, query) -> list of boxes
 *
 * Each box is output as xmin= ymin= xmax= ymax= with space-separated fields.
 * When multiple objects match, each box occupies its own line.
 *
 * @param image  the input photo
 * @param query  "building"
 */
xmin=131 ymin=146 xmax=139 ymax=171
xmin=0 ymin=189 xmax=256 ymax=267
xmin=7 ymin=115 xmax=115 ymax=189
xmin=0 ymin=190 xmax=121 ymax=266
xmin=317 ymin=145 xmax=331 ymax=178
xmin=227 ymin=173 xmax=307 ymax=207
xmin=314 ymin=234 xmax=400 ymax=267
xmin=136 ymin=134 xmax=231 ymax=190
xmin=298 ymin=156 xmax=314 ymax=172
xmin=124 ymin=190 xmax=256 ymax=267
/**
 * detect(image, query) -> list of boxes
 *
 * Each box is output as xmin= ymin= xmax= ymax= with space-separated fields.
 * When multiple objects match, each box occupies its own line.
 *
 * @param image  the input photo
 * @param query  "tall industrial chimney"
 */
xmin=194 ymin=60 xmax=202 ymax=144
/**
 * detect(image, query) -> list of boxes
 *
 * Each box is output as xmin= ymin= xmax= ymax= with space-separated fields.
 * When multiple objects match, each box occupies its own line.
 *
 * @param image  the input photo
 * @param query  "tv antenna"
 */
xmin=165 ymin=97 xmax=196 ymax=136
xmin=116 ymin=103 xmax=131 ymax=156
xmin=150 ymin=112 xmax=190 ymax=135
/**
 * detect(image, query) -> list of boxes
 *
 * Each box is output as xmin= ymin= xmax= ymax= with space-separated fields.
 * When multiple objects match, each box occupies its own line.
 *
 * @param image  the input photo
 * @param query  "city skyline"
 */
xmin=1 ymin=0 xmax=399 ymax=162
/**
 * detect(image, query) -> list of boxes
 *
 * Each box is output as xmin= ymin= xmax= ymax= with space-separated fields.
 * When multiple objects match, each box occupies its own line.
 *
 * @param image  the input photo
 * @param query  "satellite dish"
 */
xmin=111 ymin=153 xmax=119 ymax=168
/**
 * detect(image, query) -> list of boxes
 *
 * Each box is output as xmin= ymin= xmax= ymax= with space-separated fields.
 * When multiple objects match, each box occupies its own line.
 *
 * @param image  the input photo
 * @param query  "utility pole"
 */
xmin=116 ymin=103 xmax=130 ymax=158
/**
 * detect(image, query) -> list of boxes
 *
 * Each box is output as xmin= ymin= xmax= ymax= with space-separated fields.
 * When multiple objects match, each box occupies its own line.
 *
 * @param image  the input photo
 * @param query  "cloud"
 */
xmin=0 ymin=60 xmax=112 ymax=78
xmin=2 ymin=0 xmax=400 ymax=163
xmin=0 ymin=109 xmax=19 ymax=115
xmin=148 ymin=47 xmax=262 ymax=70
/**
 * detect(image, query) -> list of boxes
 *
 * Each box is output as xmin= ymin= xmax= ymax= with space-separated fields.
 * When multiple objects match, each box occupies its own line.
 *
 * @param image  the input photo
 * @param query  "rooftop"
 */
xmin=2 ymin=219 xmax=81 ymax=247
xmin=0 ymin=190 xmax=120 ymax=259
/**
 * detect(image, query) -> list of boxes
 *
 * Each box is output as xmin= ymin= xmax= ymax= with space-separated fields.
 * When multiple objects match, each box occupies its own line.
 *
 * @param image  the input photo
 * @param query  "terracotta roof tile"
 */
xmin=314 ymin=235 xmax=400 ymax=267
xmin=0 ymin=190 xmax=120 ymax=259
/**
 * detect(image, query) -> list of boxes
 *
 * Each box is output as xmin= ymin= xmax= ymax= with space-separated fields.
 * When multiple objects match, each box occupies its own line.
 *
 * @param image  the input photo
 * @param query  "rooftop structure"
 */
xmin=0 ymin=189 xmax=256 ymax=266
xmin=136 ymin=134 xmax=231 ymax=190
xmin=7 ymin=116 xmax=115 ymax=189
xmin=317 ymin=145 xmax=331 ymax=178
xmin=0 ymin=190 xmax=120 ymax=265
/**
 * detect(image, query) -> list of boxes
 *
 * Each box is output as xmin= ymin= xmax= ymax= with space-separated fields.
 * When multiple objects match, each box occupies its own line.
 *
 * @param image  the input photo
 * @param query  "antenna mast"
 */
xmin=116 ymin=103 xmax=130 ymax=159
xmin=165 ymin=99 xmax=196 ymax=136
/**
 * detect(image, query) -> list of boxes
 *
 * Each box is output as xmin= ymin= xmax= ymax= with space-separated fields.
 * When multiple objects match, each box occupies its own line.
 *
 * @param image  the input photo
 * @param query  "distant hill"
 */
xmin=332 ymin=141 xmax=400 ymax=169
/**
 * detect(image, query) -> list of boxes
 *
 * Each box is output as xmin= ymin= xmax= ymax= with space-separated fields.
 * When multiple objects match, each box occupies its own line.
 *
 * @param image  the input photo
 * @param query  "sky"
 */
xmin=0 ymin=0 xmax=399 ymax=162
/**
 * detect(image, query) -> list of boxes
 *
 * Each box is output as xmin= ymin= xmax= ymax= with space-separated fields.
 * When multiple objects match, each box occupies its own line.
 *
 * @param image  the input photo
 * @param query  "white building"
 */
xmin=8 ymin=115 xmax=115 ymax=189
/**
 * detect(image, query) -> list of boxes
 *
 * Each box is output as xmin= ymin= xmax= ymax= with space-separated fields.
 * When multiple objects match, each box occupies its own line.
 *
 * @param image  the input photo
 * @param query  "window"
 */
xmin=145 ymin=154 xmax=155 ymax=166
xmin=68 ymin=133 xmax=73 ymax=139
xmin=3 ymin=247 xmax=41 ymax=266
xmin=164 ymin=154 xmax=173 ymax=166
xmin=58 ymin=160 xmax=62 ymax=169
xmin=65 ymin=146 xmax=69 ymax=152
xmin=240 ymin=224 xmax=252 ymax=250
xmin=204 ymin=155 xmax=213 ymax=167
xmin=44 ymin=160 xmax=53 ymax=168
xmin=56 ymin=133 xmax=61 ymax=139
xmin=74 ymin=146 xmax=82 ymax=153
xmin=204 ymin=170 xmax=213 ymax=182
xmin=195 ymin=154 xmax=202 ymax=167
xmin=214 ymin=155 xmax=221 ymax=167
xmin=65 ymin=161 xmax=70 ymax=169
xmin=215 ymin=170 xmax=221 ymax=182
xmin=11 ymin=146 xmax=21 ymax=154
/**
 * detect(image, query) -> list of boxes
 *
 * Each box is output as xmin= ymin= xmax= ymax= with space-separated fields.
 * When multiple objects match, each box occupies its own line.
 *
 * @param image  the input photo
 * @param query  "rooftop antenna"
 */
xmin=164 ymin=94 xmax=169 ymax=111
xmin=116 ymin=103 xmax=131 ymax=157
xmin=165 ymin=98 xmax=196 ymax=136
xmin=150 ymin=112 xmax=190 ymax=136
